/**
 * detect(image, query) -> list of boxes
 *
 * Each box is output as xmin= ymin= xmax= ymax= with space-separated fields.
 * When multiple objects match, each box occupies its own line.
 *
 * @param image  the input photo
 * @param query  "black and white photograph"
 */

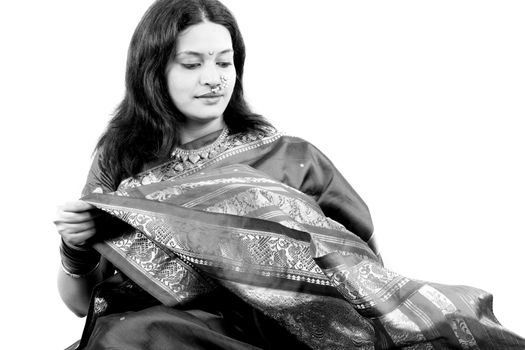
xmin=1 ymin=1 xmax=524 ymax=349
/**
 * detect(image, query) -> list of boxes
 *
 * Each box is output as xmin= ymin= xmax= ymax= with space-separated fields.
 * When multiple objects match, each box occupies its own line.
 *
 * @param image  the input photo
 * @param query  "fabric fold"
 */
xmin=83 ymin=164 xmax=525 ymax=349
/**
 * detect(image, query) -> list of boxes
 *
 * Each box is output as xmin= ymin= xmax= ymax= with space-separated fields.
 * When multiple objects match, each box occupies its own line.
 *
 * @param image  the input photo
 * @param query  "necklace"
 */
xmin=170 ymin=128 xmax=230 ymax=164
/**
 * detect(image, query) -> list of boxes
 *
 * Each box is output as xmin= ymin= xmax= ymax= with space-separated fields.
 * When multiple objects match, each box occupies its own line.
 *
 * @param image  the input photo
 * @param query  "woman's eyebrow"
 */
xmin=176 ymin=49 xmax=233 ymax=57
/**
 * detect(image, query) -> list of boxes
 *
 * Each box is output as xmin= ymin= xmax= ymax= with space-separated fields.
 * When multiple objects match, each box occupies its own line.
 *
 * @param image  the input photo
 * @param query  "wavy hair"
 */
xmin=97 ymin=0 xmax=270 ymax=188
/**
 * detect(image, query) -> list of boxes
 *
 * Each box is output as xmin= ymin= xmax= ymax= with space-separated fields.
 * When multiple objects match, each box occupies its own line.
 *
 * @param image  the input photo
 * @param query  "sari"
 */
xmin=75 ymin=127 xmax=524 ymax=349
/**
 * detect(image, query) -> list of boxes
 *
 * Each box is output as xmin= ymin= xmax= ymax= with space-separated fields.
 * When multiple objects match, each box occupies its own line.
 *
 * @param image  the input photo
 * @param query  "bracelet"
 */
xmin=60 ymin=238 xmax=101 ymax=277
xmin=61 ymin=261 xmax=100 ymax=279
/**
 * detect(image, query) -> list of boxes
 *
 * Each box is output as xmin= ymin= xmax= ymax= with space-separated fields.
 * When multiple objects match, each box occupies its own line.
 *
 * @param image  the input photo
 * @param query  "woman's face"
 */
xmin=166 ymin=22 xmax=236 ymax=127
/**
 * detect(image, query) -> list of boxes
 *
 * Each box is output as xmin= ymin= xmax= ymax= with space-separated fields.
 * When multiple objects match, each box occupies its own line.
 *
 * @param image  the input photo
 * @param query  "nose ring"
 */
xmin=210 ymin=75 xmax=229 ymax=94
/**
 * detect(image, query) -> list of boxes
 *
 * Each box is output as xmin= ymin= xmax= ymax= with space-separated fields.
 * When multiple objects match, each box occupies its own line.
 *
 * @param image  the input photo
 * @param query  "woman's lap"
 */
xmin=83 ymin=305 xmax=262 ymax=350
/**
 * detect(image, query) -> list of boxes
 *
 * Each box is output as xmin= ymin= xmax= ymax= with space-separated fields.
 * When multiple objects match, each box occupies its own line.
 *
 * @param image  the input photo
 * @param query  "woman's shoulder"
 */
xmin=280 ymin=134 xmax=313 ymax=145
xmin=81 ymin=147 xmax=117 ymax=196
xmin=238 ymin=126 xmax=323 ymax=157
xmin=273 ymin=131 xmax=327 ymax=157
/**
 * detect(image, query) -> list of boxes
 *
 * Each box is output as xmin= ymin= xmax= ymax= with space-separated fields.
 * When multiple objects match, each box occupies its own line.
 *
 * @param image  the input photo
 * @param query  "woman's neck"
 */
xmin=179 ymin=118 xmax=226 ymax=145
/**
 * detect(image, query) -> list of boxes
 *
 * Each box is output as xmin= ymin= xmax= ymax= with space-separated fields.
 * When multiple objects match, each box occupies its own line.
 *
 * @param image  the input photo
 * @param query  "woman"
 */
xmin=55 ymin=0 xmax=524 ymax=349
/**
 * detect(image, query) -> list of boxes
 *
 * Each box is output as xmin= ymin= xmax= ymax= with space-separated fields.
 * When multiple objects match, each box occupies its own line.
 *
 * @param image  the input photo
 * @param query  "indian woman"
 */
xmin=54 ymin=0 xmax=525 ymax=349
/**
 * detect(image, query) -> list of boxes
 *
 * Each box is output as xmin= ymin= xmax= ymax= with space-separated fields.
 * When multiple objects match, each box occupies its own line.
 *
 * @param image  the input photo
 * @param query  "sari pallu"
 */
xmin=80 ymin=129 xmax=524 ymax=349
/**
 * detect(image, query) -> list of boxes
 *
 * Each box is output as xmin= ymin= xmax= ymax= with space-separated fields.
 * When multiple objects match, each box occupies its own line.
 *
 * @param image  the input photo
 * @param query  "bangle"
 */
xmin=61 ymin=261 xmax=100 ymax=279
xmin=60 ymin=238 xmax=100 ymax=277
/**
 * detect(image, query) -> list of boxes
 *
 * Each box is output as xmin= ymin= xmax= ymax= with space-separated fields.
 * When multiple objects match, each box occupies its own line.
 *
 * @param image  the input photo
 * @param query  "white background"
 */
xmin=0 ymin=1 xmax=523 ymax=348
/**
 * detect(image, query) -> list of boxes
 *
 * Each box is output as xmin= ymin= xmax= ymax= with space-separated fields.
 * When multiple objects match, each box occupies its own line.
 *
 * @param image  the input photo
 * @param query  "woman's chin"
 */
xmin=182 ymin=112 xmax=225 ymax=126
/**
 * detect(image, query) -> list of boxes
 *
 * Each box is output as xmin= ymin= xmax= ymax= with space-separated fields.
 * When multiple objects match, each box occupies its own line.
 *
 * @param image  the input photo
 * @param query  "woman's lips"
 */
xmin=196 ymin=94 xmax=223 ymax=104
xmin=196 ymin=92 xmax=223 ymax=98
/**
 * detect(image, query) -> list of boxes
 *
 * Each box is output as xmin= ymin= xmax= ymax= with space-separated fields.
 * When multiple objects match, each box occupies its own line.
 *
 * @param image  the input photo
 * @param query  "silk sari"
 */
xmin=78 ymin=128 xmax=524 ymax=349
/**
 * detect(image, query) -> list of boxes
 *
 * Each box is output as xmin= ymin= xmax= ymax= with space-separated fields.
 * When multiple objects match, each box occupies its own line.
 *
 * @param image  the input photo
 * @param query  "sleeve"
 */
xmin=81 ymin=150 xmax=117 ymax=196
xmin=302 ymin=144 xmax=374 ymax=241
xmin=80 ymin=150 xmax=119 ymax=274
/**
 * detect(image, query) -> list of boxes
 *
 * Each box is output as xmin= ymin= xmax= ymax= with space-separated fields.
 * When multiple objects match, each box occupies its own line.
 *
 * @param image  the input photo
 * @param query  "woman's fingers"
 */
xmin=62 ymin=228 xmax=97 ymax=247
xmin=55 ymin=200 xmax=100 ymax=247
xmin=55 ymin=200 xmax=100 ymax=224
xmin=55 ymin=210 xmax=99 ymax=224
xmin=59 ymin=200 xmax=95 ymax=213
xmin=56 ymin=220 xmax=96 ymax=235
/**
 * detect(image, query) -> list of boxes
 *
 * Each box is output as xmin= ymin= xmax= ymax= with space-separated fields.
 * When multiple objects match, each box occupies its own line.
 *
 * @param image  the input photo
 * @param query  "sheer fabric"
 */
xmin=74 ymin=128 xmax=524 ymax=349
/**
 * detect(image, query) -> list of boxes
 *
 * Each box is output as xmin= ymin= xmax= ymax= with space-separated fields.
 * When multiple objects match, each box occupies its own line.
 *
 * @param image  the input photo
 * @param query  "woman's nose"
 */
xmin=200 ymin=64 xmax=221 ymax=87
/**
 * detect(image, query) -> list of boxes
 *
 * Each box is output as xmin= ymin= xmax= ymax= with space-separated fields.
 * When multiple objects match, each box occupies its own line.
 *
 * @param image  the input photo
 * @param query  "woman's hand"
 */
xmin=54 ymin=200 xmax=99 ymax=248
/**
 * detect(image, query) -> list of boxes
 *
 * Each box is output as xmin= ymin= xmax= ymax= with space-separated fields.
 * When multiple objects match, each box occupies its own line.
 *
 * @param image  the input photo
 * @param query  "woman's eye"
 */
xmin=217 ymin=62 xmax=233 ymax=68
xmin=181 ymin=63 xmax=201 ymax=70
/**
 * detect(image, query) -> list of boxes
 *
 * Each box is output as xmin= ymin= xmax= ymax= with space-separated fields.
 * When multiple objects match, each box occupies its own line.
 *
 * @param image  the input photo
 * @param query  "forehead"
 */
xmin=176 ymin=22 xmax=233 ymax=53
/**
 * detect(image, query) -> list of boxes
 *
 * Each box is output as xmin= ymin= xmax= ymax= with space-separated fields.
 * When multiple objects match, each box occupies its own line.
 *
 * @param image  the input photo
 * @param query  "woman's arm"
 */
xmin=57 ymin=257 xmax=112 ymax=317
xmin=305 ymin=143 xmax=380 ymax=256
xmin=54 ymin=200 xmax=103 ymax=317
xmin=254 ymin=136 xmax=377 ymax=254
xmin=55 ymin=151 xmax=117 ymax=317
xmin=274 ymin=138 xmax=374 ymax=242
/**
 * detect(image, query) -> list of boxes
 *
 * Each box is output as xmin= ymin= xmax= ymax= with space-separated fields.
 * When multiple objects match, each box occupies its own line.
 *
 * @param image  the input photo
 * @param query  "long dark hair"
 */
xmin=97 ymin=0 xmax=270 ymax=188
